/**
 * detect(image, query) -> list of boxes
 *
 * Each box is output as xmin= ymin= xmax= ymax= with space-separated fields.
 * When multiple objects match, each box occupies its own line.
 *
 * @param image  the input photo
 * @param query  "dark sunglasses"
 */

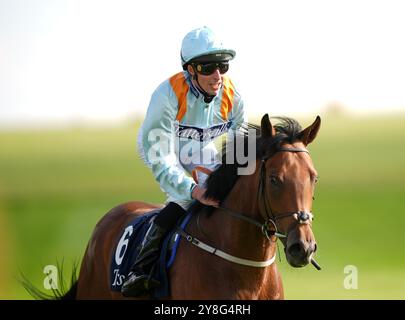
xmin=192 ymin=62 xmax=229 ymax=75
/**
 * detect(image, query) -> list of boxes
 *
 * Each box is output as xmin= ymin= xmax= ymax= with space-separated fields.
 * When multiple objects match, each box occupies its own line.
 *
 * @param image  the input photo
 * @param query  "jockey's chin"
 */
xmin=207 ymin=81 xmax=222 ymax=95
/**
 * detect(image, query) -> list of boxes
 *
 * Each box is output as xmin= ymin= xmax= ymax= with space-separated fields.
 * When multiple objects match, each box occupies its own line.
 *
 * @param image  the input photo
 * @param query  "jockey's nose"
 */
xmin=211 ymin=68 xmax=221 ymax=79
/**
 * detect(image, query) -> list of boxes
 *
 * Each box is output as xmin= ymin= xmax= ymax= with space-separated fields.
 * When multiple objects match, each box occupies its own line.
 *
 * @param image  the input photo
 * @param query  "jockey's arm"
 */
xmin=138 ymin=82 xmax=196 ymax=202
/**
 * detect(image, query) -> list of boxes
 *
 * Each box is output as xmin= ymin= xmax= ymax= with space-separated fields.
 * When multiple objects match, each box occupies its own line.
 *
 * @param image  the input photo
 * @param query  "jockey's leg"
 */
xmin=121 ymin=201 xmax=186 ymax=297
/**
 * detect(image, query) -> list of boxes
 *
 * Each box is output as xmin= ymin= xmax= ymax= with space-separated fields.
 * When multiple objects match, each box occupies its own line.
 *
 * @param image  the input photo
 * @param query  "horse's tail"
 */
xmin=58 ymin=280 xmax=78 ymax=300
xmin=20 ymin=261 xmax=78 ymax=300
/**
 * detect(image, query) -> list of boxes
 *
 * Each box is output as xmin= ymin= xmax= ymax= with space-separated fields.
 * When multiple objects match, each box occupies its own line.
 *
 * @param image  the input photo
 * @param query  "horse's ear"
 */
xmin=261 ymin=114 xmax=275 ymax=138
xmin=298 ymin=116 xmax=321 ymax=146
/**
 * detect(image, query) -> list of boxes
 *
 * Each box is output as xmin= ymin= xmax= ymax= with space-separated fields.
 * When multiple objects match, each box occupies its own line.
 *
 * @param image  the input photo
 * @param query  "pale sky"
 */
xmin=1 ymin=0 xmax=405 ymax=128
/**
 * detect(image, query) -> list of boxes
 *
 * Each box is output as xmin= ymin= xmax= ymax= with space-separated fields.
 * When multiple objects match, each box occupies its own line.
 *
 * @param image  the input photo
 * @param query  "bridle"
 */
xmin=176 ymin=146 xmax=321 ymax=269
xmin=256 ymin=147 xmax=313 ymax=240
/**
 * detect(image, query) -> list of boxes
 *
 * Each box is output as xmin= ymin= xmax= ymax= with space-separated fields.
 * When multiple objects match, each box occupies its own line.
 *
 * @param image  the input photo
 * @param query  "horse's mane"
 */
xmin=188 ymin=117 xmax=303 ymax=215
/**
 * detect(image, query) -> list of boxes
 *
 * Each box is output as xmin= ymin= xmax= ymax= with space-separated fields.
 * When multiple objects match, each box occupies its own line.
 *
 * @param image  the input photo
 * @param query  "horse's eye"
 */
xmin=270 ymin=176 xmax=280 ymax=186
xmin=311 ymin=175 xmax=319 ymax=184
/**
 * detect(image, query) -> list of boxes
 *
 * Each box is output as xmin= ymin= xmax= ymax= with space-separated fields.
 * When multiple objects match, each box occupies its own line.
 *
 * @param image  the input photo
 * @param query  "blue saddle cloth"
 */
xmin=109 ymin=209 xmax=193 ymax=299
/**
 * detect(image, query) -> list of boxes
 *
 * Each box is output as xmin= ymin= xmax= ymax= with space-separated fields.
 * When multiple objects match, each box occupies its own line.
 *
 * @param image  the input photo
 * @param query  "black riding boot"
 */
xmin=121 ymin=221 xmax=166 ymax=296
xmin=121 ymin=202 xmax=186 ymax=297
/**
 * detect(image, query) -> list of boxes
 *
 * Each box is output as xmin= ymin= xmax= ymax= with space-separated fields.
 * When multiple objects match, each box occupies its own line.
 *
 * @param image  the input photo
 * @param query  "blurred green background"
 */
xmin=0 ymin=114 xmax=404 ymax=299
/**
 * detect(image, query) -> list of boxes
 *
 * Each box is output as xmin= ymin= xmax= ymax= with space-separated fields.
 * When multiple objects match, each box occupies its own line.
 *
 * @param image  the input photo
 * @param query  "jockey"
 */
xmin=121 ymin=26 xmax=246 ymax=297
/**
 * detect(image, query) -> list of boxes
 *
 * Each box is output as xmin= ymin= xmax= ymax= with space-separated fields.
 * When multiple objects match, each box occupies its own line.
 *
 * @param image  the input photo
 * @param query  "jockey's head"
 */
xmin=180 ymin=27 xmax=236 ymax=101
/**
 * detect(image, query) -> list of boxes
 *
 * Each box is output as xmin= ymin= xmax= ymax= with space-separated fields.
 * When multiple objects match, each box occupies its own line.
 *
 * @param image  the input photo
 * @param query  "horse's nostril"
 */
xmin=313 ymin=243 xmax=317 ymax=253
xmin=288 ymin=243 xmax=304 ymax=258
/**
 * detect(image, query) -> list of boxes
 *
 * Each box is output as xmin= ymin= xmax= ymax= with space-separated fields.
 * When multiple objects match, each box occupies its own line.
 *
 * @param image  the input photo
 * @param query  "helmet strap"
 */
xmin=191 ymin=66 xmax=216 ymax=103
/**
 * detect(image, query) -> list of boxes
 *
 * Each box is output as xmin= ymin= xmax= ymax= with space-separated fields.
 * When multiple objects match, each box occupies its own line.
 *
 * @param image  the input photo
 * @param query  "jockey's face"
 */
xmin=187 ymin=64 xmax=223 ymax=96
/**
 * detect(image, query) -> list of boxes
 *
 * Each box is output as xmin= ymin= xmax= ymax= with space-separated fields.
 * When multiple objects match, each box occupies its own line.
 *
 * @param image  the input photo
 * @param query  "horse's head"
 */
xmin=259 ymin=114 xmax=321 ymax=268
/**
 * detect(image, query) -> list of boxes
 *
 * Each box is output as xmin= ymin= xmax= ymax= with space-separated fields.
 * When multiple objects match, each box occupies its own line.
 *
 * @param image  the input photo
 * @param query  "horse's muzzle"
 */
xmin=285 ymin=240 xmax=317 ymax=267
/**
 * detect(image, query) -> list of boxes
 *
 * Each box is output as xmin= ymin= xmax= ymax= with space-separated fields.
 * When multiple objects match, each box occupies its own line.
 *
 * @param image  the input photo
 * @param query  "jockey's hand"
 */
xmin=192 ymin=186 xmax=220 ymax=207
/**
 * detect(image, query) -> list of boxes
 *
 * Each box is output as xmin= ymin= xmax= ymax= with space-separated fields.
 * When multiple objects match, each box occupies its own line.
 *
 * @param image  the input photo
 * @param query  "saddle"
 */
xmin=109 ymin=209 xmax=193 ymax=299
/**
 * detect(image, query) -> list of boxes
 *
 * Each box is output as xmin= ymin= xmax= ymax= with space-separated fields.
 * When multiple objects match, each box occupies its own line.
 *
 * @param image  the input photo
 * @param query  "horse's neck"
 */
xmin=220 ymin=173 xmax=275 ymax=262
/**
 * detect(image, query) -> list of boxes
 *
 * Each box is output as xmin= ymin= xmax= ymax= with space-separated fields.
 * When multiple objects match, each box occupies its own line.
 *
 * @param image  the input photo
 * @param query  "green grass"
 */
xmin=0 ymin=114 xmax=404 ymax=299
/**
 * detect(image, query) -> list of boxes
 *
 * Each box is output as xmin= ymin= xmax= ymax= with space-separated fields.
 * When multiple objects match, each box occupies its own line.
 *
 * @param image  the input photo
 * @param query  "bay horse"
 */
xmin=36 ymin=114 xmax=321 ymax=300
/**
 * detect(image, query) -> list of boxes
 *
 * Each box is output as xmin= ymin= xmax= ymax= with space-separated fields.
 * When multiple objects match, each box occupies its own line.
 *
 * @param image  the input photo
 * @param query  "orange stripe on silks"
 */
xmin=220 ymin=76 xmax=235 ymax=121
xmin=169 ymin=72 xmax=189 ymax=121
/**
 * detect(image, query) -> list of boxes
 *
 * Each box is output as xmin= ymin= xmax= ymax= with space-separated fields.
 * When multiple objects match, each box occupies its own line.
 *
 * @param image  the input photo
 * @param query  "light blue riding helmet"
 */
xmin=180 ymin=26 xmax=236 ymax=70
